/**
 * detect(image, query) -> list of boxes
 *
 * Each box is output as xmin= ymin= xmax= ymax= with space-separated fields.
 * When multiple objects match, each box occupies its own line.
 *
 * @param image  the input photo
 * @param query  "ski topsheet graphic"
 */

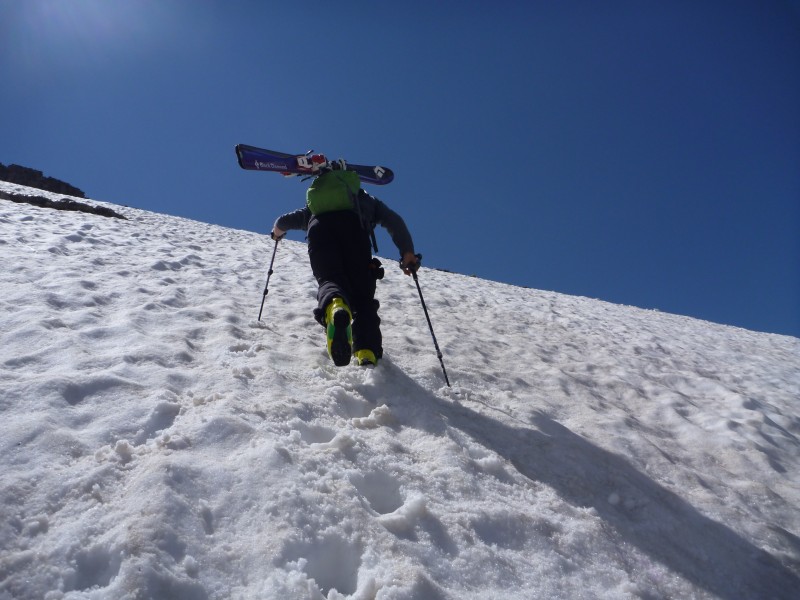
xmin=235 ymin=144 xmax=394 ymax=185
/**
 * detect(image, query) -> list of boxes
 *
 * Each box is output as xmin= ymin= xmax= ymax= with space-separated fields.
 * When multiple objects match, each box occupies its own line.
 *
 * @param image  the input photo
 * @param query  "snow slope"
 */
xmin=1 ymin=181 xmax=799 ymax=600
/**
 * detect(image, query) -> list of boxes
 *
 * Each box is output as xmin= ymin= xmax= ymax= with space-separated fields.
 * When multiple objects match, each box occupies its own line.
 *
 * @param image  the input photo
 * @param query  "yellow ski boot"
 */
xmin=354 ymin=349 xmax=377 ymax=367
xmin=325 ymin=298 xmax=353 ymax=366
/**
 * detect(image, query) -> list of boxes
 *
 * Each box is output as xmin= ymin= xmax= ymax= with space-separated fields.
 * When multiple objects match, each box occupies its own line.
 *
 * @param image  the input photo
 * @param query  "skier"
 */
xmin=271 ymin=163 xmax=419 ymax=367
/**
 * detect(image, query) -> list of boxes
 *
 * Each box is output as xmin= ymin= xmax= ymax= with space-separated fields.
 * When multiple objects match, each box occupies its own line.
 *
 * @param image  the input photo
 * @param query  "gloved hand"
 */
xmin=400 ymin=252 xmax=420 ymax=276
xmin=271 ymin=227 xmax=285 ymax=241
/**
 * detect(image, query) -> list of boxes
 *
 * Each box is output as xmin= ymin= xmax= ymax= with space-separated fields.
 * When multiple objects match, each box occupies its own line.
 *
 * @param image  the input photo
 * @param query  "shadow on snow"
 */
xmin=387 ymin=365 xmax=799 ymax=600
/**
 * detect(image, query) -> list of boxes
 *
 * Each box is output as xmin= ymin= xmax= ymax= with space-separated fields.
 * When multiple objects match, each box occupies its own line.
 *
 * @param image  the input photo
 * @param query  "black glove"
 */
xmin=400 ymin=253 xmax=421 ymax=275
xmin=370 ymin=257 xmax=385 ymax=280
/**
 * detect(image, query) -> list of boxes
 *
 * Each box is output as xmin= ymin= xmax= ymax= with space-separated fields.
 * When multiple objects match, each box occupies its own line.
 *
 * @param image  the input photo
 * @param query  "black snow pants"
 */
xmin=307 ymin=210 xmax=382 ymax=358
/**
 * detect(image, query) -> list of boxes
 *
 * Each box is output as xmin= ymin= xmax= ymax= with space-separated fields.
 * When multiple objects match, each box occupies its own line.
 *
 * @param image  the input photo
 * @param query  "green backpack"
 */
xmin=306 ymin=170 xmax=361 ymax=215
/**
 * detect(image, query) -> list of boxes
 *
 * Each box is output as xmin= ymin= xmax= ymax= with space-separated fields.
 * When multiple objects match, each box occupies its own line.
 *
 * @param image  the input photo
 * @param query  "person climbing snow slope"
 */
xmin=271 ymin=161 xmax=419 ymax=367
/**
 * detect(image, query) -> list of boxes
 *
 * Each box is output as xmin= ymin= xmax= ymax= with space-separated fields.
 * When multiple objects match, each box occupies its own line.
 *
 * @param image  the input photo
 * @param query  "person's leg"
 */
xmin=307 ymin=213 xmax=353 ymax=322
xmin=342 ymin=242 xmax=382 ymax=362
xmin=308 ymin=214 xmax=355 ymax=364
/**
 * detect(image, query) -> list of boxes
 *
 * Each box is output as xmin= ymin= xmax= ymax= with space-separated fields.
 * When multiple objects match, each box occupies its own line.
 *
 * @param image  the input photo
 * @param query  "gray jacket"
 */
xmin=274 ymin=190 xmax=415 ymax=257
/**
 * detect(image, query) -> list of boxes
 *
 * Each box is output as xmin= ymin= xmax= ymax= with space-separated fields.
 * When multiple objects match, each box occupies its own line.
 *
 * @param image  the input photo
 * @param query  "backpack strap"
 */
xmin=351 ymin=188 xmax=379 ymax=253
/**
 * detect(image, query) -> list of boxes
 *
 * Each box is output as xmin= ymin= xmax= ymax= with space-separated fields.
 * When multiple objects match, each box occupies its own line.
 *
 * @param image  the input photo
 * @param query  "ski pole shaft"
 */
xmin=412 ymin=270 xmax=451 ymax=387
xmin=258 ymin=237 xmax=280 ymax=321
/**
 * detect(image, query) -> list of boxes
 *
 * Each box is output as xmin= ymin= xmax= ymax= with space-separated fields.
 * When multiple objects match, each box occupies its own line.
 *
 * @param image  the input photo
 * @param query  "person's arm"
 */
xmin=367 ymin=194 xmax=420 ymax=275
xmin=272 ymin=207 xmax=311 ymax=239
xmin=370 ymin=198 xmax=414 ymax=253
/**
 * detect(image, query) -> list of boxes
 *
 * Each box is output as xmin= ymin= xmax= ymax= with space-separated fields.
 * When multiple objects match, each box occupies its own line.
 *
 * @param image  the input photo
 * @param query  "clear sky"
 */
xmin=2 ymin=0 xmax=799 ymax=338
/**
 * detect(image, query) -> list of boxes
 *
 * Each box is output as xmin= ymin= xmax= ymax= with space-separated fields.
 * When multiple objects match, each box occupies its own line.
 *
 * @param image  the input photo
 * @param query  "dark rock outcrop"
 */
xmin=0 ymin=190 xmax=126 ymax=220
xmin=0 ymin=163 xmax=85 ymax=198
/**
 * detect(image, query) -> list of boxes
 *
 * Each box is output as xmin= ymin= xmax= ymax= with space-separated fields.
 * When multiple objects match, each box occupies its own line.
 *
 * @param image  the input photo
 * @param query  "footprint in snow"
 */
xmin=132 ymin=401 xmax=181 ymax=445
xmin=328 ymin=387 xmax=374 ymax=419
xmin=296 ymin=423 xmax=337 ymax=444
xmin=350 ymin=471 xmax=403 ymax=515
xmin=277 ymin=534 xmax=362 ymax=597
xmin=350 ymin=471 xmax=428 ymax=534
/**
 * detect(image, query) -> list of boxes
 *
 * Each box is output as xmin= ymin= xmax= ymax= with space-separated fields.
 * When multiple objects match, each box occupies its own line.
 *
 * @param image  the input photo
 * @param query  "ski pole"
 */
xmin=258 ymin=236 xmax=280 ymax=321
xmin=410 ymin=260 xmax=451 ymax=387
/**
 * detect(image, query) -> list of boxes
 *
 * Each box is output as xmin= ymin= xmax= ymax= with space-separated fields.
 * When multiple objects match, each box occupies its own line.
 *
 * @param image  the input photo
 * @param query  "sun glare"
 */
xmin=8 ymin=0 xmax=174 ymax=77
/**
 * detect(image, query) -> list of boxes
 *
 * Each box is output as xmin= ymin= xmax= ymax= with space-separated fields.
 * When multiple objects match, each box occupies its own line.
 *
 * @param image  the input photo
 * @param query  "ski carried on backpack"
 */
xmin=235 ymin=144 xmax=394 ymax=185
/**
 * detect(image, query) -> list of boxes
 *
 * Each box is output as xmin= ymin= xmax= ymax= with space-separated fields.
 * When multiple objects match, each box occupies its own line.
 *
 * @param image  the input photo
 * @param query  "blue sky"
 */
xmin=2 ymin=0 xmax=799 ymax=338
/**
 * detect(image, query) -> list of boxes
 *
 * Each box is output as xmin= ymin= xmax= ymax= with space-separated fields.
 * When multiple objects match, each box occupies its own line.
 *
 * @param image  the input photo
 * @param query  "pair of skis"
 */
xmin=235 ymin=144 xmax=394 ymax=185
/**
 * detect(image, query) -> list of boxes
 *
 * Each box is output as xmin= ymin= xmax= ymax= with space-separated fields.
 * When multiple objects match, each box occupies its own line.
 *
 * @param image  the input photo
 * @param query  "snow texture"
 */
xmin=1 ymin=181 xmax=799 ymax=599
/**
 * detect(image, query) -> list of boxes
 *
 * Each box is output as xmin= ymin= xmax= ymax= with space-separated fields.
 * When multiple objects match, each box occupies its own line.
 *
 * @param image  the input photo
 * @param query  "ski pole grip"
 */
xmin=400 ymin=253 xmax=422 ymax=273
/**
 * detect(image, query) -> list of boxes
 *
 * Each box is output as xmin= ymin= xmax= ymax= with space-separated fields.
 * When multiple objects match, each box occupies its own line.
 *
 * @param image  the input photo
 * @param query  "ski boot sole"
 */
xmin=328 ymin=309 xmax=352 ymax=367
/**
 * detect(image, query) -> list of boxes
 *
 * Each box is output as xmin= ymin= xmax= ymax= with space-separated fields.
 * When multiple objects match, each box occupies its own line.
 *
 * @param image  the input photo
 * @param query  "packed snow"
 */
xmin=1 ymin=180 xmax=799 ymax=600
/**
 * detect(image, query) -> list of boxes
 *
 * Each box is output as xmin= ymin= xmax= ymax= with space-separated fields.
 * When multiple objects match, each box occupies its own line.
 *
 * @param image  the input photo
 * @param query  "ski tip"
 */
xmin=234 ymin=144 xmax=246 ymax=169
xmin=353 ymin=165 xmax=394 ymax=185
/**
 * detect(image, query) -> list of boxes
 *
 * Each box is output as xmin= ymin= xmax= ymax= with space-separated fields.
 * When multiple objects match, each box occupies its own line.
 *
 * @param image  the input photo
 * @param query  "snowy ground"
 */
xmin=1 ymin=180 xmax=799 ymax=600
